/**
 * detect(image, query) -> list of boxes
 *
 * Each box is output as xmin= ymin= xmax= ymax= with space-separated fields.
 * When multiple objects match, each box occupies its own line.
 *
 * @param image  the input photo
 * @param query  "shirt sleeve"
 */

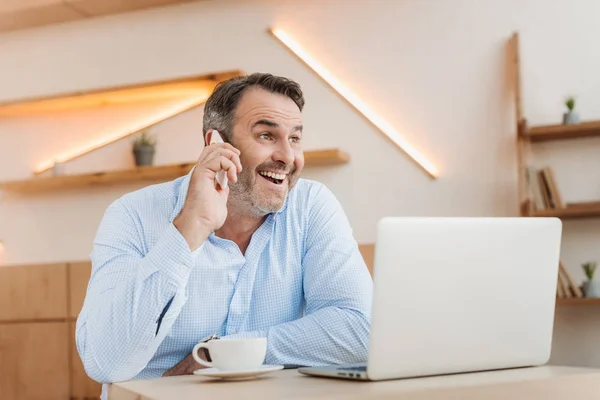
xmin=75 ymin=199 xmax=202 ymax=383
xmin=225 ymin=184 xmax=373 ymax=367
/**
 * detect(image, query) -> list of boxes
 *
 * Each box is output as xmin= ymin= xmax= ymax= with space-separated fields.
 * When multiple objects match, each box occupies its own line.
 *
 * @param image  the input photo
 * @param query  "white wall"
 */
xmin=1 ymin=0 xmax=599 ymax=366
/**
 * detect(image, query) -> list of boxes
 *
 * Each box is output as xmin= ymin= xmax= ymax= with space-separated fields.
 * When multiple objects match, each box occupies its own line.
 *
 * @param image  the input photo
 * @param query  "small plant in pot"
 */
xmin=562 ymin=96 xmax=580 ymax=125
xmin=581 ymin=261 xmax=600 ymax=298
xmin=133 ymin=129 xmax=157 ymax=167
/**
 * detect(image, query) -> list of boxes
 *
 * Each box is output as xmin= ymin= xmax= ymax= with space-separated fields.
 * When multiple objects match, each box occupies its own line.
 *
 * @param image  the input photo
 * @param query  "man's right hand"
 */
xmin=174 ymin=140 xmax=242 ymax=251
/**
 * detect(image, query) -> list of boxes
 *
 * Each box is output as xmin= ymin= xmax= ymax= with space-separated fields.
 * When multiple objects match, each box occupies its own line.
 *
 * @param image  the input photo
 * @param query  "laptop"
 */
xmin=298 ymin=217 xmax=562 ymax=381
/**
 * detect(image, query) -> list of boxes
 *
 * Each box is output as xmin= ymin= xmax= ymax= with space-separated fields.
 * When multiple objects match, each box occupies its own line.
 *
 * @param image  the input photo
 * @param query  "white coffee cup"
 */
xmin=192 ymin=337 xmax=267 ymax=371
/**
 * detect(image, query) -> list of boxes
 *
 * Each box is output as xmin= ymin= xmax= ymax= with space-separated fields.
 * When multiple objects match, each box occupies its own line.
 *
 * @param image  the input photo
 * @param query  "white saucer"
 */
xmin=193 ymin=365 xmax=284 ymax=380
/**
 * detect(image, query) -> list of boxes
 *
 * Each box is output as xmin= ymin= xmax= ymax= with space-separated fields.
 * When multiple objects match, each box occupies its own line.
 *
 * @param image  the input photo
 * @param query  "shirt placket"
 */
xmin=225 ymin=215 xmax=276 ymax=335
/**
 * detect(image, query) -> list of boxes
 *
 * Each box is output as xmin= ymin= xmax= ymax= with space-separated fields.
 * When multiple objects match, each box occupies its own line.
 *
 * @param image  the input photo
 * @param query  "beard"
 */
xmin=228 ymin=161 xmax=299 ymax=217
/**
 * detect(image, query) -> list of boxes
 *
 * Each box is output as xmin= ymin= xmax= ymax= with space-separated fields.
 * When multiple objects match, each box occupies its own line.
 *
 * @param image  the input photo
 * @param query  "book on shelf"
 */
xmin=526 ymin=166 xmax=564 ymax=211
xmin=556 ymin=261 xmax=584 ymax=299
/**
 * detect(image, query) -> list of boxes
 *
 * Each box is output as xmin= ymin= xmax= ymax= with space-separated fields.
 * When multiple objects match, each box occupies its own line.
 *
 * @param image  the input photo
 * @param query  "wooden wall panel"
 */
xmin=0 ymin=322 xmax=69 ymax=400
xmin=69 ymin=262 xmax=92 ymax=319
xmin=70 ymin=322 xmax=102 ymax=400
xmin=0 ymin=263 xmax=68 ymax=321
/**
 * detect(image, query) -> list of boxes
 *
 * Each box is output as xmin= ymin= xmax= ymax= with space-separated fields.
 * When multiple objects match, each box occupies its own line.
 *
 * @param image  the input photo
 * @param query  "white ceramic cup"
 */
xmin=192 ymin=337 xmax=267 ymax=371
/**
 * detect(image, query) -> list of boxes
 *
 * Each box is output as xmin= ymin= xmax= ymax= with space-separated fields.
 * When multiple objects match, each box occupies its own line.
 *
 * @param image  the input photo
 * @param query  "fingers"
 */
xmin=218 ymin=156 xmax=238 ymax=183
xmin=202 ymin=145 xmax=242 ymax=173
xmin=162 ymin=354 xmax=200 ymax=376
xmin=225 ymin=159 xmax=238 ymax=183
xmin=202 ymin=153 xmax=238 ymax=183
xmin=208 ymin=142 xmax=241 ymax=158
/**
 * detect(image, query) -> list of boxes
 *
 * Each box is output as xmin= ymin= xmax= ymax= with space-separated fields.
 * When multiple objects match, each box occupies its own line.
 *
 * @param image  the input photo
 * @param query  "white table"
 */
xmin=109 ymin=365 xmax=600 ymax=400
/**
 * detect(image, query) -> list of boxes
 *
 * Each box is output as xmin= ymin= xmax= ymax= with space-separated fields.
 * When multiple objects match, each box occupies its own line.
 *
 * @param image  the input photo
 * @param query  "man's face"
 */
xmin=226 ymin=87 xmax=304 ymax=216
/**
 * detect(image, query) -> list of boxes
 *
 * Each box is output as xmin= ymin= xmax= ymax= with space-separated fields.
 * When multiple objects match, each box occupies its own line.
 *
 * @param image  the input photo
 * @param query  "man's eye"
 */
xmin=259 ymin=133 xmax=273 ymax=140
xmin=290 ymin=136 xmax=301 ymax=143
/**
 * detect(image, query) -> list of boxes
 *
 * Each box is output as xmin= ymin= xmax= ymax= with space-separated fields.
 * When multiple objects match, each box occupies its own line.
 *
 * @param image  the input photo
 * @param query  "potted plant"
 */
xmin=581 ymin=261 xmax=600 ymax=298
xmin=133 ymin=129 xmax=156 ymax=166
xmin=562 ymin=96 xmax=580 ymax=125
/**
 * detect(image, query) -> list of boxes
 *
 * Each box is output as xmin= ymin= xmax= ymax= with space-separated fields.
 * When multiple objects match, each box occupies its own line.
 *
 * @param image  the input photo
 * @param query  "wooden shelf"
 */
xmin=1 ymin=163 xmax=195 ymax=193
xmin=301 ymin=148 xmax=349 ymax=166
xmin=0 ymin=148 xmax=350 ymax=193
xmin=529 ymin=201 xmax=600 ymax=219
xmin=0 ymin=71 xmax=243 ymax=116
xmin=522 ymin=120 xmax=600 ymax=143
xmin=557 ymin=297 xmax=600 ymax=307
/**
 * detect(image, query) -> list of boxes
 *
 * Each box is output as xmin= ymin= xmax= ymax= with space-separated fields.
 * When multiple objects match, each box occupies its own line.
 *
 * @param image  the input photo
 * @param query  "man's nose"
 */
xmin=273 ymin=141 xmax=295 ymax=166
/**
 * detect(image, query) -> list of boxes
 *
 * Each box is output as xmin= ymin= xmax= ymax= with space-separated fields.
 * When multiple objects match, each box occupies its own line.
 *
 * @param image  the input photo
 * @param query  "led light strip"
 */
xmin=270 ymin=28 xmax=438 ymax=179
xmin=34 ymin=96 xmax=208 ymax=174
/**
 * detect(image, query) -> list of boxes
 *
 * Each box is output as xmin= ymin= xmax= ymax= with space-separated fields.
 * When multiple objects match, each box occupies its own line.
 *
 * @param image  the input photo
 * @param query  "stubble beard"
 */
xmin=228 ymin=165 xmax=298 ymax=218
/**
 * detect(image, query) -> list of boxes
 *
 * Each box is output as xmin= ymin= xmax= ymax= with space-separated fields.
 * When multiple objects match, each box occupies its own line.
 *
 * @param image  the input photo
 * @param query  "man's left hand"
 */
xmin=163 ymin=351 xmax=207 ymax=377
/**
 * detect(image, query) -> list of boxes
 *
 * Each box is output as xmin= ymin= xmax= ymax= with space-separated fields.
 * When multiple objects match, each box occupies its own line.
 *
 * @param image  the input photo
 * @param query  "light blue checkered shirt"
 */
xmin=75 ymin=169 xmax=372 ymax=399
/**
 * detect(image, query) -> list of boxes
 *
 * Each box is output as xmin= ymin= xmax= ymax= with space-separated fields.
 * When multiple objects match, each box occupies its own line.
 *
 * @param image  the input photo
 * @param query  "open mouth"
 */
xmin=258 ymin=171 xmax=287 ymax=185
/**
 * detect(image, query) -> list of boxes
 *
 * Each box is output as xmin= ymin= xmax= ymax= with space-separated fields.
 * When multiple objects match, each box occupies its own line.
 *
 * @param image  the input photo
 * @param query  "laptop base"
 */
xmin=298 ymin=364 xmax=369 ymax=381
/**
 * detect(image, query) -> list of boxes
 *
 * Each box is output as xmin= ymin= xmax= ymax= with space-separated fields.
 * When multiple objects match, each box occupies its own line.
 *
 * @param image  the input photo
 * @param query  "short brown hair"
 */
xmin=202 ymin=72 xmax=305 ymax=142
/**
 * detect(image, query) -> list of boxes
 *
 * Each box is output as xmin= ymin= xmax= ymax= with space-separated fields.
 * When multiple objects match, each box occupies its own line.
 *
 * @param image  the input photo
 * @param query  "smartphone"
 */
xmin=210 ymin=130 xmax=228 ymax=189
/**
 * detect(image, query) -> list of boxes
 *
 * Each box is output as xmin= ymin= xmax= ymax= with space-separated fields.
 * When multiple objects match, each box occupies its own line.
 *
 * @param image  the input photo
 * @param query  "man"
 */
xmin=76 ymin=72 xmax=373 ymax=398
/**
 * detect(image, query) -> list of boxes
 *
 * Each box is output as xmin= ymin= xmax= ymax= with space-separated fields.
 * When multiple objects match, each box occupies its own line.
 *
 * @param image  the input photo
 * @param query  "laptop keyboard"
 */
xmin=337 ymin=366 xmax=367 ymax=371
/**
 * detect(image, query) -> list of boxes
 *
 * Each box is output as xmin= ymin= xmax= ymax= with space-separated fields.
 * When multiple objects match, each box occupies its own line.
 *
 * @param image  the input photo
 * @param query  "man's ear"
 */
xmin=205 ymin=129 xmax=214 ymax=146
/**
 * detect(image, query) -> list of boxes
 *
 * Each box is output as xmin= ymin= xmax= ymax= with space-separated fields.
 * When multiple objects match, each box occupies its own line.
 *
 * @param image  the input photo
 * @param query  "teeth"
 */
xmin=259 ymin=171 xmax=286 ymax=180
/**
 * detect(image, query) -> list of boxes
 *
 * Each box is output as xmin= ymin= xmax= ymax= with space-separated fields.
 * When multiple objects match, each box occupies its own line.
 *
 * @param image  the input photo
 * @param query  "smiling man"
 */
xmin=75 ymin=73 xmax=373 ymax=399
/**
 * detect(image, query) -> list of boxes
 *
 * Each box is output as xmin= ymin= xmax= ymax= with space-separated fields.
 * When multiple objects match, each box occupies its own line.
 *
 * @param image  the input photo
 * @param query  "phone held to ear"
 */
xmin=210 ymin=130 xmax=228 ymax=189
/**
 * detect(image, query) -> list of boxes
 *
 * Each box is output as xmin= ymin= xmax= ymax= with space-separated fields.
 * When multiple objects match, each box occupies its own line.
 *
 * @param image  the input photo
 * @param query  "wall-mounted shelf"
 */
xmin=530 ymin=201 xmax=600 ymax=219
xmin=0 ymin=148 xmax=349 ymax=193
xmin=557 ymin=297 xmax=600 ymax=307
xmin=0 ymin=70 xmax=243 ymax=117
xmin=510 ymin=33 xmax=600 ymax=314
xmin=522 ymin=120 xmax=600 ymax=143
xmin=512 ymin=33 xmax=600 ymax=221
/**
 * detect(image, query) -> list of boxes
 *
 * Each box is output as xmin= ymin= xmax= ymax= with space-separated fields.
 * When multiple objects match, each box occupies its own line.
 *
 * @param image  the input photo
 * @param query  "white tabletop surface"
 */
xmin=109 ymin=365 xmax=600 ymax=400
